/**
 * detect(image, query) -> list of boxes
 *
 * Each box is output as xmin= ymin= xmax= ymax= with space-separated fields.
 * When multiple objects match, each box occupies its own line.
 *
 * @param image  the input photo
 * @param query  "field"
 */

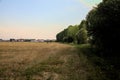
xmin=0 ymin=42 xmax=103 ymax=80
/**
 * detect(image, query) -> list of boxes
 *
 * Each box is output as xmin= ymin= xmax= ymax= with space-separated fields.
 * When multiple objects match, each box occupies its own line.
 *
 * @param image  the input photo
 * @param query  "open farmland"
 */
xmin=0 ymin=42 xmax=102 ymax=80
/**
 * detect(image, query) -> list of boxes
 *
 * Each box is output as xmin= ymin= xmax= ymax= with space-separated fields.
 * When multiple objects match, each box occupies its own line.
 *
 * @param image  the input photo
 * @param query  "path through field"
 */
xmin=0 ymin=42 xmax=91 ymax=80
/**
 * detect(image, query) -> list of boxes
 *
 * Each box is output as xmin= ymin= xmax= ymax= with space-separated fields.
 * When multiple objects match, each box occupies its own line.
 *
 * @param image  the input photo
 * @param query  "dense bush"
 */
xmin=86 ymin=0 xmax=120 ymax=56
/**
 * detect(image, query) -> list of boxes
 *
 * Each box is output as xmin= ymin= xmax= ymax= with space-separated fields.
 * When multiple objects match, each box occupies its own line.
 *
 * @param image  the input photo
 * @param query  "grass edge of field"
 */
xmin=71 ymin=43 xmax=110 ymax=80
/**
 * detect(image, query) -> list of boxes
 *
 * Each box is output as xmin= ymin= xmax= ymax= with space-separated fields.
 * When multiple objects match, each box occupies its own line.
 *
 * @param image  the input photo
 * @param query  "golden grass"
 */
xmin=0 ymin=42 xmax=98 ymax=80
xmin=0 ymin=42 xmax=80 ymax=80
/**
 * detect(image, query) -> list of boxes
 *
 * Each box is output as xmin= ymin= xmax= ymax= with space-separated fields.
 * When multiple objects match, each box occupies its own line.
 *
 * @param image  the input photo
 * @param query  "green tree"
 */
xmin=76 ymin=20 xmax=88 ymax=44
xmin=56 ymin=25 xmax=79 ymax=43
xmin=56 ymin=29 xmax=68 ymax=42
xmin=67 ymin=25 xmax=79 ymax=43
xmin=86 ymin=0 xmax=120 ymax=56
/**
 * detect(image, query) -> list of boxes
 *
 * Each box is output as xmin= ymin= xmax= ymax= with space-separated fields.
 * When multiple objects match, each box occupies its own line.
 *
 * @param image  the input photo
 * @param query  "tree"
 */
xmin=67 ymin=25 xmax=79 ymax=43
xmin=56 ymin=25 xmax=79 ymax=43
xmin=56 ymin=29 xmax=68 ymax=42
xmin=86 ymin=0 xmax=120 ymax=56
xmin=76 ymin=20 xmax=88 ymax=44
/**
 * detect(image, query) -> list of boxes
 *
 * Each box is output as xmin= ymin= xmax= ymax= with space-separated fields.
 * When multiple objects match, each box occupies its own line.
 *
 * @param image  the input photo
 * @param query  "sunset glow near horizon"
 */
xmin=0 ymin=0 xmax=102 ymax=40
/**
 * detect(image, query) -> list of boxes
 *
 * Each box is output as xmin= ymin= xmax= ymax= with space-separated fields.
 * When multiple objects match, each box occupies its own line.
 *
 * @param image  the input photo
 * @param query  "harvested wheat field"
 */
xmin=0 ymin=42 xmax=95 ymax=80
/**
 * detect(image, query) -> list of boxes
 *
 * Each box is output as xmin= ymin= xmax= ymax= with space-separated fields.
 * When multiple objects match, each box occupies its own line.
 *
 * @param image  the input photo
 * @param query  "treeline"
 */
xmin=86 ymin=0 xmax=120 ymax=57
xmin=56 ymin=20 xmax=88 ymax=44
xmin=56 ymin=0 xmax=120 ymax=57
xmin=56 ymin=0 xmax=120 ymax=79
xmin=57 ymin=0 xmax=120 ymax=79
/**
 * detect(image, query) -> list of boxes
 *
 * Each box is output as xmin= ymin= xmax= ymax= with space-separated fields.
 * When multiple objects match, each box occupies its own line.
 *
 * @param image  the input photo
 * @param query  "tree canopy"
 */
xmin=56 ymin=20 xmax=88 ymax=44
xmin=86 ymin=0 xmax=120 ymax=56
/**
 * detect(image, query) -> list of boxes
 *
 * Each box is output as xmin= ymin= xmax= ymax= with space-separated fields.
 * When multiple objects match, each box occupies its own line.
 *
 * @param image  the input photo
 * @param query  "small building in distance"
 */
xmin=10 ymin=39 xmax=16 ymax=42
xmin=37 ymin=39 xmax=44 ymax=42
xmin=0 ymin=39 xmax=3 ymax=42
xmin=17 ymin=39 xmax=24 ymax=42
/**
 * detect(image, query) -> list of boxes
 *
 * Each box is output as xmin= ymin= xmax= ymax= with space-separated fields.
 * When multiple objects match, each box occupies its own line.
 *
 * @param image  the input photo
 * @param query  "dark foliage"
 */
xmin=86 ymin=0 xmax=120 ymax=57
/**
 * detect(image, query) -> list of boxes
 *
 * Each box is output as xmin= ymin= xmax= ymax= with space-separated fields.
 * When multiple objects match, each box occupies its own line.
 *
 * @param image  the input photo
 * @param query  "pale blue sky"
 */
xmin=0 ymin=0 xmax=102 ymax=39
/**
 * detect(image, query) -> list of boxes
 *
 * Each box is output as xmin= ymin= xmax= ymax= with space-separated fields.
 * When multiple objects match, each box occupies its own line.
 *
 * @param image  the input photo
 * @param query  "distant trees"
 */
xmin=56 ymin=0 xmax=120 ymax=56
xmin=67 ymin=25 xmax=79 ymax=43
xmin=86 ymin=0 xmax=120 ymax=56
xmin=56 ymin=20 xmax=88 ymax=44
xmin=56 ymin=1 xmax=120 ymax=79
xmin=56 ymin=29 xmax=68 ymax=42
xmin=76 ymin=20 xmax=87 ymax=44
xmin=56 ymin=25 xmax=78 ymax=43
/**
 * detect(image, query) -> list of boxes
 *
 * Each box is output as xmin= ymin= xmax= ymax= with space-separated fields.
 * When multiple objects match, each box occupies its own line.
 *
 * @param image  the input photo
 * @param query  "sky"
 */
xmin=0 ymin=0 xmax=102 ymax=40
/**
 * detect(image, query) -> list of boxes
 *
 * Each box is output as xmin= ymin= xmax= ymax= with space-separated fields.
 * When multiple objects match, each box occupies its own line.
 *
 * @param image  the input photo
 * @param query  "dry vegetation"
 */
xmin=0 ymin=42 xmax=98 ymax=80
